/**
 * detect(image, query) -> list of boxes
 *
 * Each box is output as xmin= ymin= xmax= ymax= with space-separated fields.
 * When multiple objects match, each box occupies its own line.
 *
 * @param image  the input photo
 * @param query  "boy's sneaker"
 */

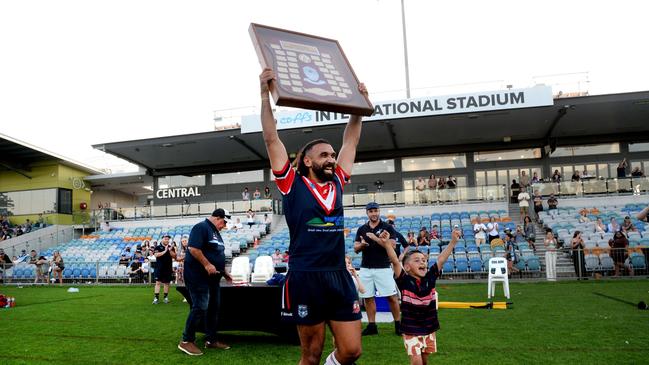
xmin=178 ymin=341 xmax=203 ymax=356
xmin=163 ymin=297 xmax=169 ymax=304
xmin=152 ymin=298 xmax=159 ymax=305
xmin=361 ymin=323 xmax=378 ymax=336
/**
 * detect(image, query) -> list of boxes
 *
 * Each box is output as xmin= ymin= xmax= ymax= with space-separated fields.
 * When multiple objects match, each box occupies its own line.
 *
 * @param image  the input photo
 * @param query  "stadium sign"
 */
xmin=156 ymin=186 xmax=201 ymax=199
xmin=241 ymin=85 xmax=553 ymax=133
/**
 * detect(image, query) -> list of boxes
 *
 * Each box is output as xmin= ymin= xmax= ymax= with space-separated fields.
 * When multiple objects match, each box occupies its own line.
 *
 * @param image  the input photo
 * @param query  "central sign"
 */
xmin=156 ymin=186 xmax=201 ymax=199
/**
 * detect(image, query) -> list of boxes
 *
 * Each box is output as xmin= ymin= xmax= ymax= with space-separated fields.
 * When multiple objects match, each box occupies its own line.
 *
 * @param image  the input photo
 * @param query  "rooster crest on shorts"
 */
xmin=298 ymin=304 xmax=309 ymax=318
xmin=352 ymin=301 xmax=360 ymax=314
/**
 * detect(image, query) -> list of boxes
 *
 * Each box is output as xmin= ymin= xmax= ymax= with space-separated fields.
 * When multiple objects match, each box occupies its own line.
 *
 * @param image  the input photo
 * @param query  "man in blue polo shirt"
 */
xmin=178 ymin=209 xmax=233 ymax=356
xmin=354 ymin=202 xmax=401 ymax=336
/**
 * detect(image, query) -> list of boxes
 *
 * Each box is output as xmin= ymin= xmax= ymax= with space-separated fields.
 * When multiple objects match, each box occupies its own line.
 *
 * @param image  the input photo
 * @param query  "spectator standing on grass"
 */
xmin=617 ymin=159 xmax=627 ymax=178
xmin=29 ymin=250 xmax=48 ymax=284
xmin=128 ymin=260 xmax=144 ymax=283
xmin=608 ymin=231 xmax=631 ymax=277
xmin=178 ymin=209 xmax=233 ymax=355
xmin=544 ymin=230 xmax=558 ymax=281
xmin=388 ymin=219 xmax=408 ymax=256
xmin=378 ymin=230 xmax=461 ymax=365
xmin=345 ymin=256 xmax=365 ymax=296
xmin=0 ymin=249 xmax=13 ymax=282
xmin=608 ymin=217 xmax=620 ymax=233
xmin=51 ymin=251 xmax=64 ymax=285
xmin=153 ymin=234 xmax=176 ymax=304
xmin=518 ymin=189 xmax=531 ymax=222
xmin=354 ymin=202 xmax=401 ymax=336
xmin=547 ymin=194 xmax=558 ymax=210
xmin=571 ymin=231 xmax=586 ymax=278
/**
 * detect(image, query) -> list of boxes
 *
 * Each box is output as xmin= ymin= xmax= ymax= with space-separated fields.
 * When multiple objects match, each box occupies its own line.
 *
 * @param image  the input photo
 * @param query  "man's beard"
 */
xmin=311 ymin=161 xmax=335 ymax=181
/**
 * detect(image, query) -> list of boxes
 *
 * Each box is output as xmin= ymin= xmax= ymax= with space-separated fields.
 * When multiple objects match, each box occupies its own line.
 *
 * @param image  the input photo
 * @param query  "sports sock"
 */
xmin=155 ymin=293 xmax=159 ymax=299
xmin=324 ymin=352 xmax=341 ymax=365
xmin=164 ymin=293 xmax=168 ymax=298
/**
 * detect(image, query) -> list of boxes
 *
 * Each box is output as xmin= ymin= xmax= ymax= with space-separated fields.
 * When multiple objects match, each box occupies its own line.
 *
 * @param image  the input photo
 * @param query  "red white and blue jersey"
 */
xmin=273 ymin=160 xmax=350 ymax=271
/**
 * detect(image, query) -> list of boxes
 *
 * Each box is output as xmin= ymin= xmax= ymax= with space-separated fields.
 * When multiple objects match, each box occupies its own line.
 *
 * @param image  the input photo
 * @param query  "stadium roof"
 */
xmin=0 ymin=133 xmax=103 ymax=177
xmin=93 ymin=90 xmax=649 ymax=177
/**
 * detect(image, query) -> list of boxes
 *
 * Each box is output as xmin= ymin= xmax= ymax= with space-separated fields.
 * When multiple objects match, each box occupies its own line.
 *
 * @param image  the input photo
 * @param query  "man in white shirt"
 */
xmin=518 ymin=190 xmax=531 ymax=221
xmin=228 ymin=218 xmax=243 ymax=231
xmin=473 ymin=222 xmax=487 ymax=246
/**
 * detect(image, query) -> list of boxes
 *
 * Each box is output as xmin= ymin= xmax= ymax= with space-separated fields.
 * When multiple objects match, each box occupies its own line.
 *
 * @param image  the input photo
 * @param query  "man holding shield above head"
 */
xmin=259 ymin=68 xmax=368 ymax=365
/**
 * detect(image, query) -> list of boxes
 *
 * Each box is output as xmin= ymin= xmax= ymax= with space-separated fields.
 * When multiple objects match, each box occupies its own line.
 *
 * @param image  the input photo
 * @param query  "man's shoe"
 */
xmin=152 ymin=298 xmax=159 ymax=305
xmin=178 ymin=341 xmax=203 ymax=356
xmin=163 ymin=297 xmax=169 ymax=304
xmin=205 ymin=341 xmax=231 ymax=350
xmin=394 ymin=320 xmax=401 ymax=335
xmin=362 ymin=323 xmax=378 ymax=336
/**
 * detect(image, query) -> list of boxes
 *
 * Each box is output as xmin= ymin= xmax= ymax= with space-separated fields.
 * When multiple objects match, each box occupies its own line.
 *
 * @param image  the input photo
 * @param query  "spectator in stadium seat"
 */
xmin=578 ymin=209 xmax=591 ymax=223
xmin=551 ymin=170 xmax=562 ymax=183
xmin=272 ymin=249 xmax=283 ymax=266
xmin=487 ymin=217 xmax=500 ymax=243
xmin=608 ymin=217 xmax=620 ymax=233
xmin=382 ymin=231 xmax=461 ymax=364
xmin=429 ymin=225 xmax=440 ymax=240
xmin=241 ymin=187 xmax=250 ymax=201
xmin=513 ymin=225 xmax=526 ymax=243
xmin=246 ymin=209 xmax=255 ymax=227
xmin=263 ymin=186 xmax=272 ymax=199
xmin=354 ymin=202 xmax=401 ymax=336
xmin=520 ymin=171 xmax=530 ymax=189
xmin=631 ymin=166 xmax=644 ymax=177
xmin=617 ymin=159 xmax=628 ymax=178
xmin=523 ymin=216 xmax=536 ymax=251
xmin=608 ymin=231 xmax=631 ymax=276
xmin=571 ymin=231 xmax=586 ymax=278
xmin=571 ymin=170 xmax=581 ymax=182
xmin=264 ymin=213 xmax=272 ymax=233
xmin=406 ymin=232 xmax=417 ymax=246
xmin=179 ymin=209 xmax=233 ymax=355
xmin=621 ymin=216 xmax=637 ymax=233
xmin=416 ymin=177 xmax=427 ymax=204
xmin=153 ymin=235 xmax=176 ymax=304
xmin=510 ymin=180 xmax=520 ymax=204
xmin=531 ymin=171 xmax=540 ymax=184
xmin=37 ymin=213 xmax=46 ymax=228
xmin=228 ymin=218 xmax=243 ymax=231
xmin=51 ymin=251 xmax=64 ymax=285
xmin=417 ymin=228 xmax=431 ymax=246
xmin=16 ymin=227 xmax=24 ymax=236
xmin=253 ymin=188 xmax=261 ymax=200
xmin=388 ymin=219 xmax=408 ymax=256
xmin=547 ymin=194 xmax=558 ymax=210
xmin=473 ymin=221 xmax=487 ymax=246
xmin=518 ymin=188 xmax=531 ymax=222
xmin=595 ymin=217 xmax=607 ymax=234
xmin=23 ymin=219 xmax=32 ymax=233
xmin=544 ymin=230 xmax=558 ymax=281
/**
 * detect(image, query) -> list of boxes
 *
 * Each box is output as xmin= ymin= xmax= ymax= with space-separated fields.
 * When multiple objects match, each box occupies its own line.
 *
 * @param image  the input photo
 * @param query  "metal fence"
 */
xmin=526 ymin=176 xmax=649 ymax=198
xmin=0 ymin=226 xmax=74 ymax=259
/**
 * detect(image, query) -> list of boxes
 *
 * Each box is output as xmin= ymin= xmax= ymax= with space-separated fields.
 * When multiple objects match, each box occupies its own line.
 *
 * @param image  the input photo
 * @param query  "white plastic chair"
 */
xmin=487 ymin=257 xmax=510 ymax=299
xmin=251 ymin=255 xmax=275 ymax=283
xmin=230 ymin=256 xmax=250 ymax=284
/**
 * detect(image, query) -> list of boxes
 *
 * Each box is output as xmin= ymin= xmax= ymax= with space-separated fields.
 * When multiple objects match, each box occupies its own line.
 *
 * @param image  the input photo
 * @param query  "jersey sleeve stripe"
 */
xmin=273 ymin=160 xmax=295 ymax=195
xmin=272 ymin=160 xmax=292 ymax=179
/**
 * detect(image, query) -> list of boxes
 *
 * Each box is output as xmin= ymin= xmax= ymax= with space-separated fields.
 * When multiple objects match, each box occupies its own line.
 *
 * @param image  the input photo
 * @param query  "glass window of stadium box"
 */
xmin=550 ymin=163 xmax=618 ymax=180
xmin=352 ymin=159 xmax=395 ymax=175
xmin=211 ymin=170 xmax=263 ymax=185
xmin=473 ymin=148 xmax=541 ymax=162
xmin=475 ymin=167 xmax=542 ymax=186
xmin=401 ymin=154 xmax=466 ymax=171
xmin=0 ymin=188 xmax=68 ymax=216
xmin=549 ymin=143 xmax=620 ymax=157
xmin=628 ymin=142 xmax=649 ymax=152
xmin=157 ymin=175 xmax=205 ymax=188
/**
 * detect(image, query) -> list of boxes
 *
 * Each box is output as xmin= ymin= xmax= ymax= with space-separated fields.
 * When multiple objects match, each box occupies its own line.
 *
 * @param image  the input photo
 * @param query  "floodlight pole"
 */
xmin=401 ymin=0 xmax=411 ymax=99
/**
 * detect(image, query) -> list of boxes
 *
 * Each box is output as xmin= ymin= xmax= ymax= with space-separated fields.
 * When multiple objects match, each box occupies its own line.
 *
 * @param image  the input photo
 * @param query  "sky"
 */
xmin=1 ymin=0 xmax=648 ymax=173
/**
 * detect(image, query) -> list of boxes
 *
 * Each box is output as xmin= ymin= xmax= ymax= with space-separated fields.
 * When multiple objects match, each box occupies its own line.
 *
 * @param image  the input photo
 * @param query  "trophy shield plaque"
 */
xmin=249 ymin=23 xmax=374 ymax=116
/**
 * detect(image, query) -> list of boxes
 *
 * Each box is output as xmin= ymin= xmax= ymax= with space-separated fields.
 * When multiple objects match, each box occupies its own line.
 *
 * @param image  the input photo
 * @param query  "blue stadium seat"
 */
xmin=469 ymin=258 xmax=483 ymax=272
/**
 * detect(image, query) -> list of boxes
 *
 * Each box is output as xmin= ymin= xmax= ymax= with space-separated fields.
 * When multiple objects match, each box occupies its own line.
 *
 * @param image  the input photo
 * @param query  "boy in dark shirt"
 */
xmin=372 ymin=229 xmax=460 ymax=365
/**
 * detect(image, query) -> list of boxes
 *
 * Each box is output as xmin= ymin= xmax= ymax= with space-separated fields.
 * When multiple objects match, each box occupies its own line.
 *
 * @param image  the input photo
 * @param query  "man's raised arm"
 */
xmin=336 ymin=84 xmax=369 ymax=175
xmin=259 ymin=68 xmax=289 ymax=172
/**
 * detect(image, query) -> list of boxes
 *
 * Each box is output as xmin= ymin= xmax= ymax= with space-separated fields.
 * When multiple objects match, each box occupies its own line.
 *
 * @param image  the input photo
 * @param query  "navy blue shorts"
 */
xmin=282 ymin=270 xmax=361 ymax=325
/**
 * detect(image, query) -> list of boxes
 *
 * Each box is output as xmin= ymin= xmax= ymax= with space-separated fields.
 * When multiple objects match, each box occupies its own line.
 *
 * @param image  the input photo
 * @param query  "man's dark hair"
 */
xmin=295 ymin=138 xmax=332 ymax=176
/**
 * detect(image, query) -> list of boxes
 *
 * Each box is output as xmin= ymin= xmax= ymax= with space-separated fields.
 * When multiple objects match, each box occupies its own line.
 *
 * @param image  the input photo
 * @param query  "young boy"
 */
xmin=368 ymin=229 xmax=460 ymax=365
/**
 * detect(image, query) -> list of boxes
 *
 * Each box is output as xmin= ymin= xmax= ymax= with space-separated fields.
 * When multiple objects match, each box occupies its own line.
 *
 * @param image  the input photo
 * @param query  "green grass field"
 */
xmin=2 ymin=280 xmax=649 ymax=364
